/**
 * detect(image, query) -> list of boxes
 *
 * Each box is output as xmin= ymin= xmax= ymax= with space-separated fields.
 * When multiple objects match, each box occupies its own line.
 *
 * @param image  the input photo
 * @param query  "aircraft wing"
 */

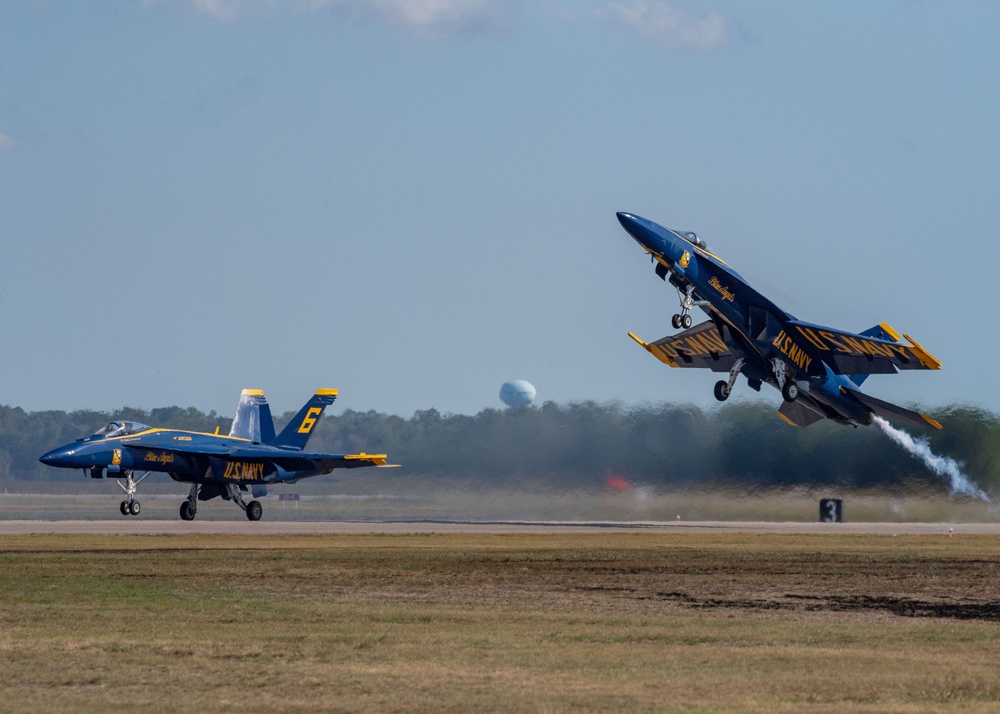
xmin=227 ymin=448 xmax=397 ymax=470
xmin=785 ymin=320 xmax=941 ymax=376
xmin=129 ymin=439 xmax=397 ymax=470
xmin=628 ymin=320 xmax=739 ymax=372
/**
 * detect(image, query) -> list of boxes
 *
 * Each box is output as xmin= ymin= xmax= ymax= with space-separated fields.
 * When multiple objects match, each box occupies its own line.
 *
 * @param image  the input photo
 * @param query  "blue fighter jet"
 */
xmin=40 ymin=388 xmax=395 ymax=520
xmin=617 ymin=212 xmax=943 ymax=430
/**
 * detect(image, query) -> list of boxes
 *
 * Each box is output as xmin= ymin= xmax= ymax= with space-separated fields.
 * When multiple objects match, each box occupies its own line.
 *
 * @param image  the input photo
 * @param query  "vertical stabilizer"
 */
xmin=229 ymin=389 xmax=276 ymax=444
xmin=272 ymin=389 xmax=338 ymax=450
xmin=849 ymin=323 xmax=900 ymax=386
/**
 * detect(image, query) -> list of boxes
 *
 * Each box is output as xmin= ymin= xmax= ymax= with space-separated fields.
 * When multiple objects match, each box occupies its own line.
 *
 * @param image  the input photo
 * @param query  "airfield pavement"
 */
xmin=1 ymin=519 xmax=998 ymax=535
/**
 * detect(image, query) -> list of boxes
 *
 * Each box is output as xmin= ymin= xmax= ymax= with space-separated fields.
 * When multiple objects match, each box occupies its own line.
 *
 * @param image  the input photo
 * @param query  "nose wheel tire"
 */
xmin=671 ymin=314 xmax=682 ymax=329
xmin=246 ymin=500 xmax=263 ymax=521
xmin=782 ymin=381 xmax=799 ymax=402
xmin=120 ymin=500 xmax=141 ymax=516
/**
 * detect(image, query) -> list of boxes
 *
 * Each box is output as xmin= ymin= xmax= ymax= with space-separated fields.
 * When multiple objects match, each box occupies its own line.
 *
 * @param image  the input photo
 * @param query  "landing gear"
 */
xmin=771 ymin=358 xmax=798 ymax=403
xmin=179 ymin=483 xmax=199 ymax=521
xmin=116 ymin=471 xmax=150 ymax=517
xmin=246 ymin=501 xmax=263 ymax=521
xmin=714 ymin=357 xmax=746 ymax=402
xmin=118 ymin=498 xmax=141 ymax=516
xmin=671 ymin=284 xmax=698 ymax=331
xmin=226 ymin=483 xmax=264 ymax=522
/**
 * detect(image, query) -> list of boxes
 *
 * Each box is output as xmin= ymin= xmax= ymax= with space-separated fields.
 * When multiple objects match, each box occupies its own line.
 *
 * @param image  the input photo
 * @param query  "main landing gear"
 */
xmin=714 ymin=358 xmax=745 ymax=402
xmin=715 ymin=358 xmax=799 ymax=404
xmin=227 ymin=483 xmax=263 ymax=521
xmin=179 ymin=483 xmax=198 ymax=521
xmin=772 ymin=358 xmax=799 ymax=403
xmin=176 ymin=483 xmax=264 ymax=521
xmin=116 ymin=471 xmax=152 ymax=517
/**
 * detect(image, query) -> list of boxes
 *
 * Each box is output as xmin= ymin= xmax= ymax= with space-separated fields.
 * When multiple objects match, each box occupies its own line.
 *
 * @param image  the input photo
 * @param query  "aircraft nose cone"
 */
xmin=616 ymin=212 xmax=662 ymax=253
xmin=39 ymin=445 xmax=78 ymax=467
xmin=616 ymin=211 xmax=638 ymax=231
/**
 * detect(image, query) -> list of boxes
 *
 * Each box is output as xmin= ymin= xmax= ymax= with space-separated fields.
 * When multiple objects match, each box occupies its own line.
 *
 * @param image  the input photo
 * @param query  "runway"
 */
xmin=0 ymin=519 xmax=997 ymax=535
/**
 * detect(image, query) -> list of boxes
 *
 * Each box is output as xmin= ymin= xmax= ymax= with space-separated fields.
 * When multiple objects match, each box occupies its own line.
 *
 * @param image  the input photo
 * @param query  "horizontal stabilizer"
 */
xmin=776 ymin=399 xmax=826 ymax=427
xmin=842 ymin=388 xmax=942 ymax=430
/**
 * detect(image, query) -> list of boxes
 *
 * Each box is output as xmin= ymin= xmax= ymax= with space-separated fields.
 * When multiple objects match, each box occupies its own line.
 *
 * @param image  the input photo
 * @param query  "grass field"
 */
xmin=2 ymin=533 xmax=1000 ymax=713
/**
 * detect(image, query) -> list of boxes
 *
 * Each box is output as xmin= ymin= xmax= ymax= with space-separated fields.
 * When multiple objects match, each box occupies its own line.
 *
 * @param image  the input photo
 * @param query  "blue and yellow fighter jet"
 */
xmin=39 ymin=389 xmax=395 ymax=521
xmin=617 ymin=212 xmax=943 ymax=429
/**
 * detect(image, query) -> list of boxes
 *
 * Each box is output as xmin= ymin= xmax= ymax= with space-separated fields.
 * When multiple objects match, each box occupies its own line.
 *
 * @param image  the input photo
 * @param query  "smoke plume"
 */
xmin=873 ymin=417 xmax=989 ymax=501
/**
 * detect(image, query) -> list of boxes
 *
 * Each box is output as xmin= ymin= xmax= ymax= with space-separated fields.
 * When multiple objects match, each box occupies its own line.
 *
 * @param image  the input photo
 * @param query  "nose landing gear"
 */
xmin=115 ymin=471 xmax=151 ymax=517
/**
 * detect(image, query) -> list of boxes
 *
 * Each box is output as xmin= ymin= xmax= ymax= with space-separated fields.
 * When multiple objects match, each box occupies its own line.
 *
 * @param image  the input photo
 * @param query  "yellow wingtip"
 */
xmin=878 ymin=322 xmax=901 ymax=342
xmin=922 ymin=413 xmax=944 ymax=430
xmin=627 ymin=331 xmax=649 ymax=348
xmin=902 ymin=334 xmax=942 ymax=370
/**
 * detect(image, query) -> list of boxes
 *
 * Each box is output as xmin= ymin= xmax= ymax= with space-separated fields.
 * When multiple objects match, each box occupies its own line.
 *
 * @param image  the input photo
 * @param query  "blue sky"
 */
xmin=1 ymin=1 xmax=998 ymax=419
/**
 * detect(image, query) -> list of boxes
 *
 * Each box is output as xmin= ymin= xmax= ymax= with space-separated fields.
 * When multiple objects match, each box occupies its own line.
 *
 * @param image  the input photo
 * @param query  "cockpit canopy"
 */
xmin=678 ymin=231 xmax=707 ymax=250
xmin=93 ymin=421 xmax=150 ymax=439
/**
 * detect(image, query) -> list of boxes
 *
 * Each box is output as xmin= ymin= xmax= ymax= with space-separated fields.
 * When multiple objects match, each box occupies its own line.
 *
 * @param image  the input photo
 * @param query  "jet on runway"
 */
xmin=40 ymin=388 xmax=395 ymax=520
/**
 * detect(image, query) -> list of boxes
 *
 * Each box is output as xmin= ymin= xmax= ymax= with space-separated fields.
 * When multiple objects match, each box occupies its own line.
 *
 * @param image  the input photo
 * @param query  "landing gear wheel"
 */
xmin=129 ymin=500 xmax=141 ymax=516
xmin=671 ymin=314 xmax=682 ymax=329
xmin=120 ymin=501 xmax=130 ymax=516
xmin=782 ymin=381 xmax=799 ymax=403
xmin=179 ymin=501 xmax=196 ymax=521
xmin=714 ymin=380 xmax=730 ymax=402
xmin=681 ymin=313 xmax=693 ymax=329
xmin=246 ymin=500 xmax=263 ymax=522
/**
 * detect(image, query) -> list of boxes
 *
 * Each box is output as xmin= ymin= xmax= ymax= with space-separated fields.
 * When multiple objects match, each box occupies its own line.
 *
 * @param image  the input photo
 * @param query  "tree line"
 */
xmin=3 ymin=400 xmax=997 ymax=495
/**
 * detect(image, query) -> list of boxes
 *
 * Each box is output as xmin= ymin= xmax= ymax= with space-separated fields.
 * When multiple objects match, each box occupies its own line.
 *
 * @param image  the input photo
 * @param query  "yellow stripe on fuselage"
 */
xmin=109 ymin=428 xmax=253 ymax=444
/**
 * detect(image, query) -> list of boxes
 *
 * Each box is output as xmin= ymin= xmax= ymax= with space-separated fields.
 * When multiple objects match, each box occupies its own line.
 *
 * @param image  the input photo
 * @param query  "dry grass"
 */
xmin=2 ymin=533 xmax=1000 ymax=712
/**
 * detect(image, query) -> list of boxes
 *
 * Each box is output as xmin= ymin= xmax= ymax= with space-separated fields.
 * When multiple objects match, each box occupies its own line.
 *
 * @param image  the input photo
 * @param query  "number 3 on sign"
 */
xmin=298 ymin=407 xmax=322 ymax=434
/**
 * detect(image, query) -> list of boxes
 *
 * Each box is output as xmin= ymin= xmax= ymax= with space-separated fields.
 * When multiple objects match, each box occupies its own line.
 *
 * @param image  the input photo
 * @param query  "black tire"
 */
xmin=782 ymin=381 xmax=799 ymax=402
xmin=246 ymin=500 xmax=263 ymax=522
xmin=714 ymin=380 xmax=730 ymax=402
xmin=129 ymin=500 xmax=141 ymax=516
xmin=681 ymin=313 xmax=693 ymax=329
xmin=179 ymin=501 xmax=196 ymax=521
xmin=120 ymin=501 xmax=130 ymax=516
xmin=671 ymin=314 xmax=682 ymax=329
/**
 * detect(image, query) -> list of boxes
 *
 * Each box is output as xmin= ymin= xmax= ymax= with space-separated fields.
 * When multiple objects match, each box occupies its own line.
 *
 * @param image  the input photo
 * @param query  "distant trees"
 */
xmin=6 ymin=399 xmax=997 ymax=496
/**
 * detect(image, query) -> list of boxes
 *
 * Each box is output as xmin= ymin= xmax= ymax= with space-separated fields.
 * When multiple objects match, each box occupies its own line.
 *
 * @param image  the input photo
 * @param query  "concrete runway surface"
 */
xmin=0 ymin=520 xmax=997 ymax=535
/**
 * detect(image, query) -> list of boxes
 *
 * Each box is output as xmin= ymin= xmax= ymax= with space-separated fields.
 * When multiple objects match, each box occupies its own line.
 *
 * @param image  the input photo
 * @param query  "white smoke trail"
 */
xmin=873 ymin=417 xmax=989 ymax=501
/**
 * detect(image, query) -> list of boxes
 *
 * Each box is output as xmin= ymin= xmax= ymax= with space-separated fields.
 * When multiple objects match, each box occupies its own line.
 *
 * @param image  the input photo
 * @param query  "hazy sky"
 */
xmin=2 ymin=1 xmax=998 ymax=419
